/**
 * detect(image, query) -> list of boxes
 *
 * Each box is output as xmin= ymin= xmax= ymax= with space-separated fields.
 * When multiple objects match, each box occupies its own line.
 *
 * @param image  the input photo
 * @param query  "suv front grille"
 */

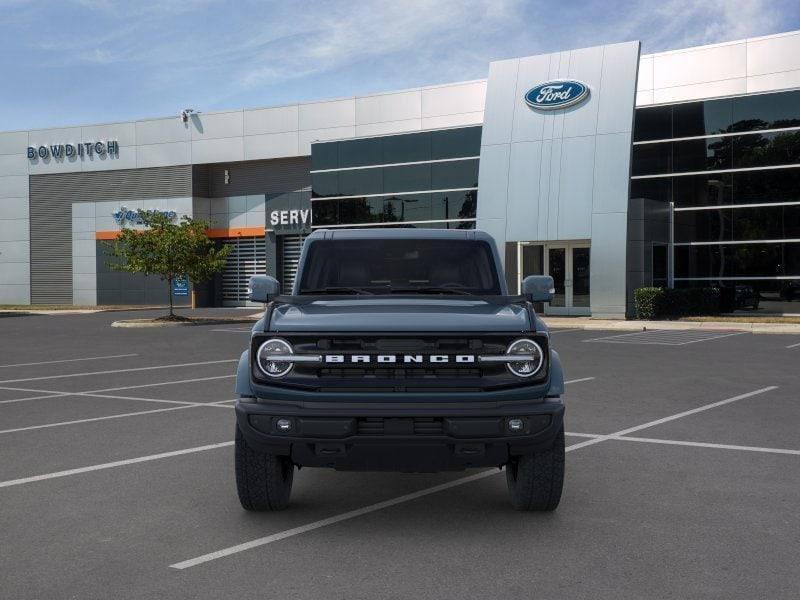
xmin=319 ymin=367 xmax=483 ymax=379
xmin=251 ymin=333 xmax=549 ymax=391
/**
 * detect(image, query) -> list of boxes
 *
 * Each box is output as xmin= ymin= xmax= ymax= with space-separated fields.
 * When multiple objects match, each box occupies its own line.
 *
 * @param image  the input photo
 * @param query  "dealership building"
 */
xmin=1 ymin=29 xmax=800 ymax=317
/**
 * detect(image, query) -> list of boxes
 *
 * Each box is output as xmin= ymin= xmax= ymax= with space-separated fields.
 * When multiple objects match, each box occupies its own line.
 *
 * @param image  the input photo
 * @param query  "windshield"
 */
xmin=297 ymin=239 xmax=501 ymax=295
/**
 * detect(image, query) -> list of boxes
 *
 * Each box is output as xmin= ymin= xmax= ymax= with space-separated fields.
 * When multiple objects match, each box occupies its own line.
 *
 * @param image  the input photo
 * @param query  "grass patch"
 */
xmin=681 ymin=316 xmax=800 ymax=324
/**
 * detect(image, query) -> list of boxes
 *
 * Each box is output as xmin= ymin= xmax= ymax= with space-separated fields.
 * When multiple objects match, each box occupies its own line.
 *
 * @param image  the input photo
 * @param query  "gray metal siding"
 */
xmin=207 ymin=157 xmax=311 ymax=197
xmin=29 ymin=192 xmax=72 ymax=304
xmin=29 ymin=166 xmax=192 ymax=305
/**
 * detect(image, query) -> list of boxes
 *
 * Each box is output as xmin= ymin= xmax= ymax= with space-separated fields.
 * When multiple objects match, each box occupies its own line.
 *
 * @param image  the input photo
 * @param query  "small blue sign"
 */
xmin=173 ymin=276 xmax=189 ymax=297
xmin=524 ymin=80 xmax=589 ymax=110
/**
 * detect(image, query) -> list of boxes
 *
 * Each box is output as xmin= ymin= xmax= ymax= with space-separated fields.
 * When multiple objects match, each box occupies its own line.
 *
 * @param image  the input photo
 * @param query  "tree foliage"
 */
xmin=105 ymin=210 xmax=230 ymax=317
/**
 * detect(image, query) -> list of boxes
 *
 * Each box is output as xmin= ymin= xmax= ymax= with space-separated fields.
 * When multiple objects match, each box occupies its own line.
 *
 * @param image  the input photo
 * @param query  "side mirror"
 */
xmin=248 ymin=275 xmax=280 ymax=303
xmin=521 ymin=275 xmax=555 ymax=303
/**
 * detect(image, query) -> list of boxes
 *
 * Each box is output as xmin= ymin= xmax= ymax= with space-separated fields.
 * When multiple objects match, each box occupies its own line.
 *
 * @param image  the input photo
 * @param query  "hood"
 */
xmin=268 ymin=297 xmax=530 ymax=332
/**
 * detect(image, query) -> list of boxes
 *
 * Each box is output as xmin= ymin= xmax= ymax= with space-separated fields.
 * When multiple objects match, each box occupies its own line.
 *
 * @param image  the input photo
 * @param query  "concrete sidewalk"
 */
xmin=542 ymin=317 xmax=800 ymax=335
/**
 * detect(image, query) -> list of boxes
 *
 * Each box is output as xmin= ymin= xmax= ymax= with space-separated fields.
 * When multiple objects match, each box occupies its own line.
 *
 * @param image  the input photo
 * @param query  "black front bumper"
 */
xmin=235 ymin=397 xmax=564 ymax=472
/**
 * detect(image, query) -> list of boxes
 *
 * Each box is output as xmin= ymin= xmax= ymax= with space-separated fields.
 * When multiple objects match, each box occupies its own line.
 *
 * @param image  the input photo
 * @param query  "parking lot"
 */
xmin=1 ymin=310 xmax=799 ymax=599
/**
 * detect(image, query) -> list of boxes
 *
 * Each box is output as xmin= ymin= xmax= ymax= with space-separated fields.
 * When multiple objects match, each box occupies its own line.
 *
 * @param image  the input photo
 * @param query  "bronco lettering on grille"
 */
xmin=323 ymin=354 xmax=476 ymax=364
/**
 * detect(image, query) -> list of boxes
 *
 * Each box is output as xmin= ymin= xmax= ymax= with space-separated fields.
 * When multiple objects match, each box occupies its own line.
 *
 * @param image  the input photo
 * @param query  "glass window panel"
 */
xmin=338 ymin=168 xmax=383 ymax=196
xmin=311 ymin=172 xmax=339 ymax=197
xmin=673 ymin=98 xmax=732 ymax=137
xmin=732 ymin=130 xmax=800 ymax=169
xmin=634 ymin=106 xmax=672 ymax=142
xmin=430 ymin=190 xmax=478 ymax=221
xmin=631 ymin=142 xmax=672 ymax=176
xmin=382 ymin=132 xmax=431 ymax=164
xmin=431 ymin=127 xmax=482 ymax=160
xmin=430 ymin=159 xmax=479 ymax=189
xmin=672 ymin=173 xmax=733 ymax=208
xmin=338 ymin=138 xmax=383 ymax=168
xmin=674 ymin=209 xmax=730 ymax=243
xmin=337 ymin=197 xmax=378 ymax=224
xmin=311 ymin=199 xmax=338 ymax=225
xmin=731 ymin=90 xmax=800 ymax=132
xmin=311 ymin=142 xmax=338 ymax=170
xmin=389 ymin=193 xmax=432 ymax=222
xmin=672 ymin=206 xmax=799 ymax=243
xmin=675 ymin=242 xmax=799 ymax=278
xmin=382 ymin=163 xmax=431 ymax=193
xmin=733 ymin=167 xmax=800 ymax=204
xmin=631 ymin=177 xmax=672 ymax=203
xmin=672 ymin=137 xmax=732 ymax=173
xmin=652 ymin=244 xmax=668 ymax=285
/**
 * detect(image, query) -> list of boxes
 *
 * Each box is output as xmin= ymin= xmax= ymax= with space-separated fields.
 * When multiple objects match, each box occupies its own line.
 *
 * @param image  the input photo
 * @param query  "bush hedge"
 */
xmin=633 ymin=286 xmax=720 ymax=320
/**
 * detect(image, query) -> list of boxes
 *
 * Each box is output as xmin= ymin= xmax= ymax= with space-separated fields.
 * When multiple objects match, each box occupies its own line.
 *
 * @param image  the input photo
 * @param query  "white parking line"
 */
xmin=86 ymin=374 xmax=236 ymax=394
xmin=583 ymin=330 xmax=745 ymax=346
xmin=211 ymin=328 xmax=252 ymax=333
xmin=0 ymin=441 xmax=235 ymax=489
xmin=0 ymin=391 xmax=69 ymax=404
xmin=565 ymin=377 xmax=595 ymax=385
xmin=0 ymin=359 xmax=238 ymax=385
xmin=0 ymin=399 xmax=237 ymax=435
xmin=549 ymin=328 xmax=583 ymax=334
xmin=0 ymin=374 xmax=237 ymax=405
xmin=170 ymin=384 xmax=778 ymax=569
xmin=610 ymin=435 xmax=800 ymax=456
xmin=0 ymin=384 xmax=238 ymax=407
xmin=567 ymin=431 xmax=800 ymax=456
xmin=0 ymin=353 xmax=138 ymax=369
xmin=0 ymin=405 xmax=197 ymax=434
xmin=786 ymin=341 xmax=800 ymax=349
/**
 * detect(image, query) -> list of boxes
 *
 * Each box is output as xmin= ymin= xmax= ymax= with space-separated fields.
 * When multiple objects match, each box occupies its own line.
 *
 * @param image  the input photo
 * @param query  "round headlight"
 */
xmin=505 ymin=338 xmax=544 ymax=378
xmin=256 ymin=338 xmax=293 ymax=378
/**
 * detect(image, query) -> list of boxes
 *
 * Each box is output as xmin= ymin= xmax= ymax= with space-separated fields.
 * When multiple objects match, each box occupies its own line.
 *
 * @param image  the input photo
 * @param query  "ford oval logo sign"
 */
xmin=524 ymin=80 xmax=589 ymax=110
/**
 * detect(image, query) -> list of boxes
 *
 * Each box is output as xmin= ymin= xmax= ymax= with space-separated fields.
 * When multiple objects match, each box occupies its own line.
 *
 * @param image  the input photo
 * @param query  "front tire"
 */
xmin=505 ymin=426 xmax=565 ymax=511
xmin=235 ymin=424 xmax=294 ymax=511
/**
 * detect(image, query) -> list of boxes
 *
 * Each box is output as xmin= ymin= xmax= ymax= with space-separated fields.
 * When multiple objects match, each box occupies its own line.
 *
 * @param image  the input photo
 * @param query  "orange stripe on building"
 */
xmin=95 ymin=226 xmax=266 ymax=241
xmin=206 ymin=227 xmax=266 ymax=238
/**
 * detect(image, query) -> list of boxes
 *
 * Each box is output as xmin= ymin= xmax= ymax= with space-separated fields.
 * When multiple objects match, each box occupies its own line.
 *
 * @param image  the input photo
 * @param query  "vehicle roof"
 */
xmin=307 ymin=228 xmax=495 ymax=242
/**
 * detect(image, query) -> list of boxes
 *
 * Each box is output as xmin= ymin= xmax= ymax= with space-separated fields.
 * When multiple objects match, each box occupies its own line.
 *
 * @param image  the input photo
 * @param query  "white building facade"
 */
xmin=1 ymin=29 xmax=799 ymax=316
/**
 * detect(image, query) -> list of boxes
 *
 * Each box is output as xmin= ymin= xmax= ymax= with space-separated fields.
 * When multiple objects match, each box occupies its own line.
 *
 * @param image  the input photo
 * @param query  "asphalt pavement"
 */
xmin=1 ymin=309 xmax=798 ymax=599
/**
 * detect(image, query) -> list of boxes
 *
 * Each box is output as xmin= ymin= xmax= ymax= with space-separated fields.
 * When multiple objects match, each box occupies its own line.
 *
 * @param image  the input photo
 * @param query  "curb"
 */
xmin=542 ymin=318 xmax=800 ymax=335
xmin=111 ymin=318 xmax=258 ymax=328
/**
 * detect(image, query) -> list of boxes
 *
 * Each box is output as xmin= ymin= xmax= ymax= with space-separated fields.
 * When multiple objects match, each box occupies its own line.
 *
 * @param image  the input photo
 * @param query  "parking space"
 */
xmin=583 ymin=329 xmax=746 ymax=345
xmin=1 ymin=310 xmax=799 ymax=599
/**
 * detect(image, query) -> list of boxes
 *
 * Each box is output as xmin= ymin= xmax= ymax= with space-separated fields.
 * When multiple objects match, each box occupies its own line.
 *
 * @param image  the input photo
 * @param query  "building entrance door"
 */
xmin=519 ymin=241 xmax=590 ymax=316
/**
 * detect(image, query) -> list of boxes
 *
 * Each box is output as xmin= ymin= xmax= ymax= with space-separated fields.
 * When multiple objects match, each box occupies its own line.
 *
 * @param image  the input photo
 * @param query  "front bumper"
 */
xmin=235 ymin=397 xmax=564 ymax=472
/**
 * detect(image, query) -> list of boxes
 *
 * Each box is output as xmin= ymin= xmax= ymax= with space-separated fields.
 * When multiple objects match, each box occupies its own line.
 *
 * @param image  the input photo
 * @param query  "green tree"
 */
xmin=106 ymin=210 xmax=230 ymax=319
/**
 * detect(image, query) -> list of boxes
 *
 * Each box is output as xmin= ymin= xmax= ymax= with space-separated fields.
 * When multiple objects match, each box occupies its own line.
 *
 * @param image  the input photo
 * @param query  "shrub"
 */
xmin=634 ymin=287 xmax=663 ymax=320
xmin=633 ymin=286 xmax=720 ymax=319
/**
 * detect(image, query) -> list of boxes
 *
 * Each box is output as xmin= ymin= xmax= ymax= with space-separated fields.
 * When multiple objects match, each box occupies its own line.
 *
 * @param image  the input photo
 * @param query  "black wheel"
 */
xmin=235 ymin=424 xmax=294 ymax=511
xmin=505 ymin=426 xmax=565 ymax=511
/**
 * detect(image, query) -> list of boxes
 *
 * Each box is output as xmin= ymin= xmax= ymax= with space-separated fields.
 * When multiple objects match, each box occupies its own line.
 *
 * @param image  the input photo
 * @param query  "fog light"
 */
xmin=507 ymin=418 xmax=524 ymax=432
xmin=276 ymin=418 xmax=293 ymax=432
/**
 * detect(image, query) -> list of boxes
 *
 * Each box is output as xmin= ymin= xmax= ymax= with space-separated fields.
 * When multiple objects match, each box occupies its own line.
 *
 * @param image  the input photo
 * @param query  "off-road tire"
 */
xmin=235 ymin=424 xmax=294 ymax=511
xmin=505 ymin=426 xmax=565 ymax=511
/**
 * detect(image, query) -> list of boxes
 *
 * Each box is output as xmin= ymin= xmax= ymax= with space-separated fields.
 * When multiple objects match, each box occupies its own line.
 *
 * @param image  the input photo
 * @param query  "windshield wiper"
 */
xmin=388 ymin=286 xmax=474 ymax=296
xmin=300 ymin=286 xmax=375 ymax=295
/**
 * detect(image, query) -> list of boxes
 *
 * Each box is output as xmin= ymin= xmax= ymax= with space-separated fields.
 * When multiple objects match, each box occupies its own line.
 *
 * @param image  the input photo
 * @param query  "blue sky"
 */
xmin=2 ymin=0 xmax=799 ymax=131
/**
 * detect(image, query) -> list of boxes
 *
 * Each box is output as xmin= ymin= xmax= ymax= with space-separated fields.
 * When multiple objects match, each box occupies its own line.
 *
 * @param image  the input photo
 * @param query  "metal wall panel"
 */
xmin=478 ymin=41 xmax=640 ymax=318
xmin=206 ymin=157 xmax=311 ymax=197
xmin=29 ymin=165 xmax=192 ymax=304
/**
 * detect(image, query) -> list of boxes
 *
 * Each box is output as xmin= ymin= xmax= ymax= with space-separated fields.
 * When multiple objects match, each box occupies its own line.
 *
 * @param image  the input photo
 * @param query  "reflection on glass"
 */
xmin=674 ymin=243 xmax=800 ymax=279
xmin=311 ymin=192 xmax=478 ymax=227
xmin=572 ymin=247 xmax=590 ymax=307
xmin=548 ymin=248 xmax=566 ymax=307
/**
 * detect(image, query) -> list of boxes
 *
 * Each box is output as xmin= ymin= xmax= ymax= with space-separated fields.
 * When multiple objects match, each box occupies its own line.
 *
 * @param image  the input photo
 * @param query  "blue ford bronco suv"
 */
xmin=234 ymin=229 xmax=565 ymax=511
